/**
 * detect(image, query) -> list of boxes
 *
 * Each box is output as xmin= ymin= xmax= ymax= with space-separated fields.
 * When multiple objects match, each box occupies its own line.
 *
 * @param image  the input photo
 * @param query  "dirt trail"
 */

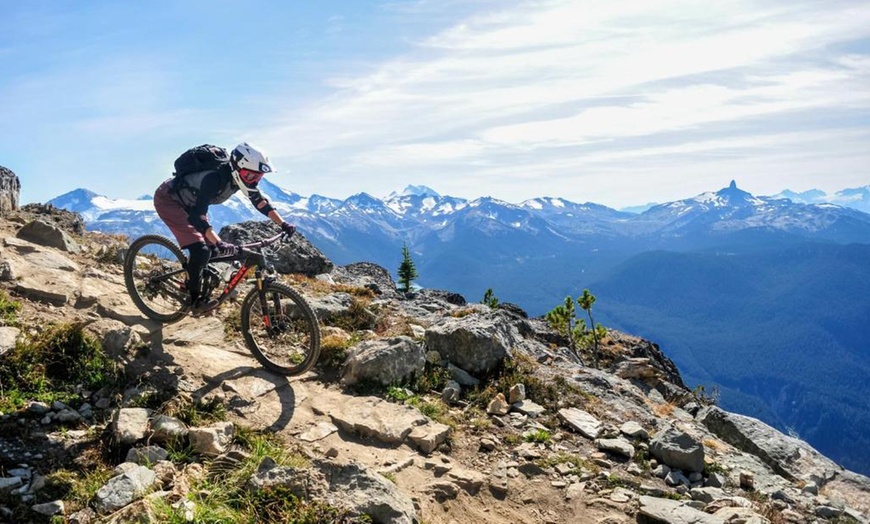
xmin=151 ymin=315 xmax=617 ymax=524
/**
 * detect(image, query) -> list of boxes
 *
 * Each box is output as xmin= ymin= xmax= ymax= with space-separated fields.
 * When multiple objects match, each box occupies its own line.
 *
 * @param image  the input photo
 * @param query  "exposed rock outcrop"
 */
xmin=0 ymin=166 xmax=20 ymax=216
xmin=219 ymin=221 xmax=333 ymax=276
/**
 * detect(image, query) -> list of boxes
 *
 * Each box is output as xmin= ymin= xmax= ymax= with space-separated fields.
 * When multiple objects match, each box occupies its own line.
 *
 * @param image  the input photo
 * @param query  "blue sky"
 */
xmin=2 ymin=0 xmax=868 ymax=208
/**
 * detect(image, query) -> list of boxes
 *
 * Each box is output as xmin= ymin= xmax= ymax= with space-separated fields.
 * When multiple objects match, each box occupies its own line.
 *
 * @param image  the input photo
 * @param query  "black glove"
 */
xmin=280 ymin=222 xmax=296 ymax=238
xmin=214 ymin=241 xmax=238 ymax=257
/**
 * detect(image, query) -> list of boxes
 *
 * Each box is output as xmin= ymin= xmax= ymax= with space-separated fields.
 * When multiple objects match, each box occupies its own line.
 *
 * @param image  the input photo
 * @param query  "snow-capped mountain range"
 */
xmin=48 ymin=179 xmax=870 ymax=249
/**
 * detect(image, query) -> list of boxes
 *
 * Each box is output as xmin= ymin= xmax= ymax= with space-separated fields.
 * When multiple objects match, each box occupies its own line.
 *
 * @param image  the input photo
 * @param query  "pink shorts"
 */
xmin=153 ymin=179 xmax=207 ymax=248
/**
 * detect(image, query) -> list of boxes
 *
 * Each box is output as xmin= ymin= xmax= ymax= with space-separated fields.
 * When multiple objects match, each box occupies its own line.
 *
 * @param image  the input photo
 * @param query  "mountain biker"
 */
xmin=153 ymin=142 xmax=296 ymax=315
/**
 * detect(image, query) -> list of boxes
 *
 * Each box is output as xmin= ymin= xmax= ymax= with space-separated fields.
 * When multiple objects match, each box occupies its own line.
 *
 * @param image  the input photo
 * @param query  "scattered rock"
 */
xmin=558 ymin=408 xmax=603 ymax=439
xmin=637 ymin=495 xmax=721 ymax=524
xmin=0 ymin=326 xmax=19 ymax=356
xmin=113 ymin=408 xmax=150 ymax=445
xmin=0 ymin=166 xmax=20 ymax=215
xmin=407 ymin=423 xmax=451 ymax=454
xmin=739 ymin=470 xmax=755 ymax=490
xmin=509 ymin=383 xmax=526 ymax=404
xmin=149 ymin=415 xmax=189 ymax=444
xmin=31 ymin=500 xmax=64 ymax=516
xmin=447 ymin=363 xmax=480 ymax=387
xmin=620 ymin=421 xmax=649 ymax=440
xmin=511 ymin=399 xmax=546 ymax=418
xmin=125 ymin=446 xmax=169 ymax=465
xmin=188 ymin=421 xmax=234 ymax=457
xmin=298 ymin=422 xmax=339 ymax=442
xmin=487 ymin=393 xmax=510 ymax=416
xmin=93 ymin=465 xmax=158 ymax=514
xmin=342 ymin=336 xmax=425 ymax=387
xmin=650 ymin=426 xmax=705 ymax=473
xmin=705 ymin=472 xmax=726 ymax=488
xmin=424 ymin=481 xmax=459 ymax=500
xmin=447 ymin=468 xmax=486 ymax=494
xmin=596 ymin=437 xmax=636 ymax=459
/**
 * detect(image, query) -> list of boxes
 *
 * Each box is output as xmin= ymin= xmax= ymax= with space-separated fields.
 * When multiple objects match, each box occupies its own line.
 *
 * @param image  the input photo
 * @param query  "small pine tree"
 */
xmin=397 ymin=243 xmax=419 ymax=293
xmin=545 ymin=296 xmax=585 ymax=362
xmin=578 ymin=289 xmax=603 ymax=368
xmin=481 ymin=288 xmax=499 ymax=309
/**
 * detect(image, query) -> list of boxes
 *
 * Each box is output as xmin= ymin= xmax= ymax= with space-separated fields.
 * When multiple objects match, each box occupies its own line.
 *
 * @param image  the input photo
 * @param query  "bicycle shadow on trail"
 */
xmin=122 ymin=314 xmax=299 ymax=433
xmin=190 ymin=365 xmax=298 ymax=433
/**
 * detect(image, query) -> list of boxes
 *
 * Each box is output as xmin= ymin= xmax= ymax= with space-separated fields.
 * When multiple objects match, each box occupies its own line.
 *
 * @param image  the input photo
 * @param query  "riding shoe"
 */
xmin=190 ymin=297 xmax=218 ymax=316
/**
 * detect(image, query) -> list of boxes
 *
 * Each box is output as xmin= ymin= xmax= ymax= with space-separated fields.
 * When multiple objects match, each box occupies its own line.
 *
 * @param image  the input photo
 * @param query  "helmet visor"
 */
xmin=238 ymin=168 xmax=264 ymax=185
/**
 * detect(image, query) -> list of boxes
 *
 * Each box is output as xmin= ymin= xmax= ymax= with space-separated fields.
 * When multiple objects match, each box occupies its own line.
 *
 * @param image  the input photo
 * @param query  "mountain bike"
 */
xmin=123 ymin=232 xmax=320 ymax=376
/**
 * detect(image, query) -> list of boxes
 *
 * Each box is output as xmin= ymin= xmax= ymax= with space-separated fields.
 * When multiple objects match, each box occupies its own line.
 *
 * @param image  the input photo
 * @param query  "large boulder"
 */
xmin=219 ymin=221 xmax=333 ymax=276
xmin=0 ymin=166 xmax=20 ymax=215
xmin=331 ymin=262 xmax=398 ymax=296
xmin=342 ymin=336 xmax=425 ymax=387
xmin=17 ymin=219 xmax=81 ymax=253
xmin=314 ymin=459 xmax=418 ymax=524
xmin=649 ymin=426 xmax=705 ymax=474
xmin=424 ymin=310 xmax=522 ymax=374
xmin=698 ymin=406 xmax=843 ymax=482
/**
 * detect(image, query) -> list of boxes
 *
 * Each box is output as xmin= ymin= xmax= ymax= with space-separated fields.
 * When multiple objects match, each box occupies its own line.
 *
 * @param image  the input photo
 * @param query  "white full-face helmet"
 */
xmin=229 ymin=142 xmax=274 ymax=194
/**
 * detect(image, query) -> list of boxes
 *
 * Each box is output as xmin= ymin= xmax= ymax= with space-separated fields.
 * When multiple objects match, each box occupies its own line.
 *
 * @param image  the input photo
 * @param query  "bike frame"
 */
xmin=151 ymin=232 xmax=286 ymax=316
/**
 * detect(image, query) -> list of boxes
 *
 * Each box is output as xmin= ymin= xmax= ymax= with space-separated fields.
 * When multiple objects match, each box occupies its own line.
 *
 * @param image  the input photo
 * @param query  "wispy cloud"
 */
xmin=260 ymin=0 xmax=870 ymax=204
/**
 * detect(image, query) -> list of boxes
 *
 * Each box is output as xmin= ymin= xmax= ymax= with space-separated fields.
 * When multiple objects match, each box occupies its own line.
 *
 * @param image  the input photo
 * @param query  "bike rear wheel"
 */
xmin=124 ymin=235 xmax=189 ymax=323
xmin=241 ymin=282 xmax=321 ymax=376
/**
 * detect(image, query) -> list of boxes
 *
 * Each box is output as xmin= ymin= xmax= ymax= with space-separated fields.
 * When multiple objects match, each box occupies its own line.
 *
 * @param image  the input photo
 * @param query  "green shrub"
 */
xmin=0 ymin=323 xmax=118 ymax=411
xmin=0 ymin=290 xmax=21 ymax=326
xmin=524 ymin=429 xmax=551 ymax=443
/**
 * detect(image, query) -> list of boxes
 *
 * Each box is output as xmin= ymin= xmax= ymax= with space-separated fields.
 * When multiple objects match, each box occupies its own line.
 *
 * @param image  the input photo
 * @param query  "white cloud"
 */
xmin=251 ymin=0 xmax=870 ymax=203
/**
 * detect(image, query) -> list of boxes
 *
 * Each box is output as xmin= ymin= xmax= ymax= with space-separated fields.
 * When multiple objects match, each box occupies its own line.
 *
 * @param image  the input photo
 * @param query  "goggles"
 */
xmin=238 ymin=168 xmax=264 ymax=185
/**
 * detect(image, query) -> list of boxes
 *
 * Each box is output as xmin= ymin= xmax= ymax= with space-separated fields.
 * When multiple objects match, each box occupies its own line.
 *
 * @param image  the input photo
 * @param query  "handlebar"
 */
xmin=238 ymin=231 xmax=287 ymax=250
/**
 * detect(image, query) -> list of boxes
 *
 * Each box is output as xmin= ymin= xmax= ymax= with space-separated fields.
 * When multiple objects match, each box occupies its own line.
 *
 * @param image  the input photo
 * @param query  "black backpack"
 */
xmin=173 ymin=144 xmax=229 ymax=177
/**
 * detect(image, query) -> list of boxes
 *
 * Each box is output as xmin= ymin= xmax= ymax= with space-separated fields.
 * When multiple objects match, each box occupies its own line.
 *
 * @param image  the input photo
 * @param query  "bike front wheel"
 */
xmin=241 ymin=282 xmax=321 ymax=376
xmin=123 ymin=235 xmax=189 ymax=323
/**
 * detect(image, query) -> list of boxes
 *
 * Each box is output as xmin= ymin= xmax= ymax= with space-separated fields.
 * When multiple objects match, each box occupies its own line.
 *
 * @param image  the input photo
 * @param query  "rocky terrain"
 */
xmin=0 ymin=207 xmax=868 ymax=524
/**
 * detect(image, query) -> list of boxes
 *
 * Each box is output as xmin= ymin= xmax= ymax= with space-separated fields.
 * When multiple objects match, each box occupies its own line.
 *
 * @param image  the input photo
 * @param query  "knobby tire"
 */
xmin=240 ymin=282 xmax=321 ymax=376
xmin=123 ymin=234 xmax=189 ymax=323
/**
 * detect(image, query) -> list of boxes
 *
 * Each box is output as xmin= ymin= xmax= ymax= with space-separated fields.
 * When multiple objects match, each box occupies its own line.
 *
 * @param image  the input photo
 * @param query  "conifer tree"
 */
xmin=482 ymin=288 xmax=499 ymax=309
xmin=578 ymin=289 xmax=601 ymax=368
xmin=397 ymin=243 xmax=419 ymax=293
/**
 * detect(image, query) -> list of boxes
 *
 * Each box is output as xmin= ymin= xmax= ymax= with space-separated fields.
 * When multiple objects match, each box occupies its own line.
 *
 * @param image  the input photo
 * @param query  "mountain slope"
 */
xmin=591 ymin=243 xmax=870 ymax=473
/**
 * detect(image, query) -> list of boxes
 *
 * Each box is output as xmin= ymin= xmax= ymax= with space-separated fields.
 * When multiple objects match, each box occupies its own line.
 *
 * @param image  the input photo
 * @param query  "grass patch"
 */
xmin=703 ymin=437 xmax=728 ymax=452
xmin=380 ymin=472 xmax=397 ymax=484
xmin=606 ymin=473 xmax=641 ymax=490
xmin=223 ymin=307 xmax=243 ymax=339
xmin=704 ymin=461 xmax=727 ymax=475
xmin=159 ymin=394 xmax=228 ymax=426
xmin=523 ymin=429 xmax=551 ymax=444
xmin=330 ymin=298 xmax=378 ymax=332
xmin=0 ymin=323 xmax=119 ymax=411
xmin=449 ymin=308 xmax=477 ymax=318
xmin=412 ymin=363 xmax=451 ymax=394
xmin=465 ymin=353 xmax=595 ymax=417
xmin=385 ymin=386 xmax=415 ymax=403
xmin=317 ymin=333 xmax=355 ymax=372
xmin=504 ymin=433 xmax=523 ymax=445
xmin=651 ymin=402 xmax=676 ymax=418
xmin=152 ymin=425 xmax=364 ymax=524
xmin=0 ymin=289 xmax=21 ymax=326
xmin=537 ymin=453 xmax=596 ymax=474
